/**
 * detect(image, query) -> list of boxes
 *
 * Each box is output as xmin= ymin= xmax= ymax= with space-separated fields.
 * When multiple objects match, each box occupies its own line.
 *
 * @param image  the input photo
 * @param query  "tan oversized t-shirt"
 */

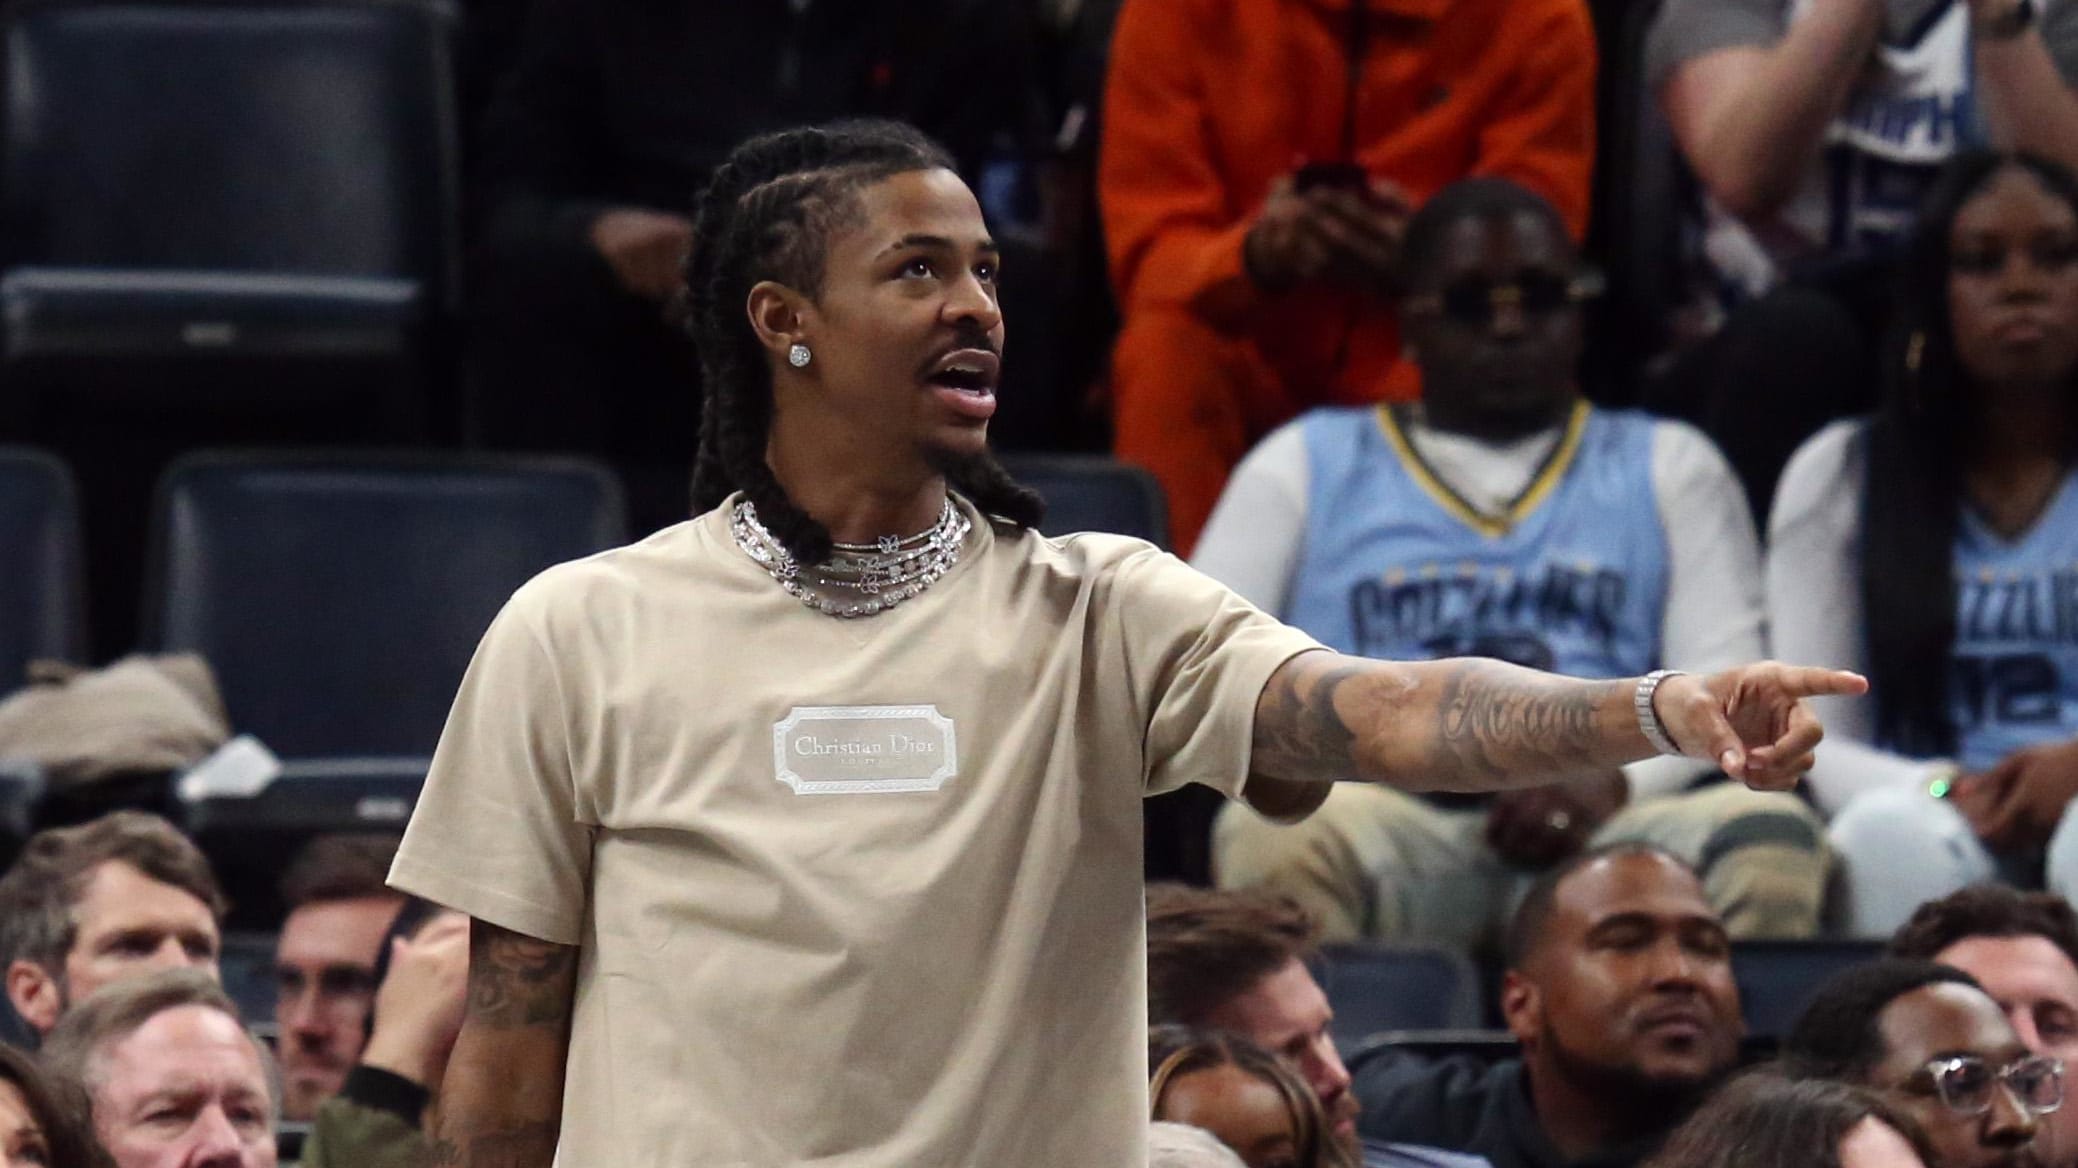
xmin=388 ymin=496 xmax=1320 ymax=1166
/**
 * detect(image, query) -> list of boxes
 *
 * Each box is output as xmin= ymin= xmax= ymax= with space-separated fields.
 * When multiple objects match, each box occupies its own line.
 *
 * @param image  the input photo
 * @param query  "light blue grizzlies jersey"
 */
xmin=1945 ymin=472 xmax=2078 ymax=771
xmin=1286 ymin=402 xmax=1667 ymax=679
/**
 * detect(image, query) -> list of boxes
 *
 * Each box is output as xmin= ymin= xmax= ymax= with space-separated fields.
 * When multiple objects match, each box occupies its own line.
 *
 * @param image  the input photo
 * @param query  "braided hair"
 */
xmin=1861 ymin=151 xmax=2078 ymax=755
xmin=683 ymin=119 xmax=1043 ymax=566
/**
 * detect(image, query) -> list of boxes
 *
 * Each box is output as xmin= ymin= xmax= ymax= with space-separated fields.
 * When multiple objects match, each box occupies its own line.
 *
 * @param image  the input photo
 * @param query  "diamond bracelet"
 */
xmin=1634 ymin=669 xmax=1687 ymax=756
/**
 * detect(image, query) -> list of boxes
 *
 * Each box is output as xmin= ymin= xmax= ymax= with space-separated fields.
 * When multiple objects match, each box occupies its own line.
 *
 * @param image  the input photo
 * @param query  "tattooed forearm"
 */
xmin=468 ymin=924 xmax=578 ymax=1029
xmin=1251 ymin=652 xmax=1641 ymax=793
xmin=1431 ymin=659 xmax=1622 ymax=787
xmin=429 ymin=921 xmax=576 ymax=1168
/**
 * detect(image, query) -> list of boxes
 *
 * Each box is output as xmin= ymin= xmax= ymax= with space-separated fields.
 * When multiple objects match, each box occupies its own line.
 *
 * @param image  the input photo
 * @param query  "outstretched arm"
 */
xmin=427 ymin=921 xmax=577 ymax=1168
xmin=1248 ymin=652 xmax=1865 ymax=804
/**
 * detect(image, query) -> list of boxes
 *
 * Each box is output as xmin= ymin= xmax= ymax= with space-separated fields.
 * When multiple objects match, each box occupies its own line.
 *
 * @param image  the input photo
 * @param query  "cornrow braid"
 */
xmin=683 ymin=119 xmax=1044 ymax=566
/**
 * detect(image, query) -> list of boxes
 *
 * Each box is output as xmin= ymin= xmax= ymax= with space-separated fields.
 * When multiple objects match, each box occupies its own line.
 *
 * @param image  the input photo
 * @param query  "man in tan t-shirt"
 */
xmin=391 ymin=119 xmax=1864 ymax=1168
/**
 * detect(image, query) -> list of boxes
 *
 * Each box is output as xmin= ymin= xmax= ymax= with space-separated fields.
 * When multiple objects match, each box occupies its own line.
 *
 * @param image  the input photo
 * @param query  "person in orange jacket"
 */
xmin=1100 ymin=0 xmax=1597 ymax=553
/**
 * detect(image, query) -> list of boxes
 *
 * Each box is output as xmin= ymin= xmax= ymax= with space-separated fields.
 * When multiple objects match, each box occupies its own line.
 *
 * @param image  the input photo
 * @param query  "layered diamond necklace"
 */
xmin=730 ymin=495 xmax=971 ymax=619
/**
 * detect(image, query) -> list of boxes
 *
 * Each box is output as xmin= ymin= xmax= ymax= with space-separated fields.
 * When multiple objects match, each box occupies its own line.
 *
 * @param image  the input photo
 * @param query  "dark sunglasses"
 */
xmin=1404 ymin=270 xmax=1604 ymax=327
xmin=1911 ymin=1054 xmax=2064 ymax=1117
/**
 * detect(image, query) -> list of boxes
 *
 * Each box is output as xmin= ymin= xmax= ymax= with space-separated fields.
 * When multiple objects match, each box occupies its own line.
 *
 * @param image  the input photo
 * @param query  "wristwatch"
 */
xmin=1977 ymin=0 xmax=2036 ymax=42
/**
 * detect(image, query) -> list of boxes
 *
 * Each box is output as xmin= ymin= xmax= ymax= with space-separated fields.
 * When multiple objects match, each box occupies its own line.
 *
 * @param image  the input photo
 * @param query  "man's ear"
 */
xmin=7 ymin=959 xmax=61 ymax=1035
xmin=1499 ymin=969 xmax=1541 ymax=1045
xmin=745 ymin=280 xmax=812 ymax=362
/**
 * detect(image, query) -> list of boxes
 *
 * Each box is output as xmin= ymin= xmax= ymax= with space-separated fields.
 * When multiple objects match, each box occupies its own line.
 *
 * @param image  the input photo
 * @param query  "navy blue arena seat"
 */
xmin=1315 ymin=942 xmax=1485 ymax=1052
xmin=1001 ymin=453 xmax=1169 ymax=549
xmin=0 ymin=445 xmax=84 ymax=688
xmin=142 ymin=451 xmax=626 ymax=843
xmin=0 ymin=0 xmax=460 ymax=427
xmin=1731 ymin=938 xmax=1884 ymax=1039
xmin=0 ymin=446 xmax=81 ymax=842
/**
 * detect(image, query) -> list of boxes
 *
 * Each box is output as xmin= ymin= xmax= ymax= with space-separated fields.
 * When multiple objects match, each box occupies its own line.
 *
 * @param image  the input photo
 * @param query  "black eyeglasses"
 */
xmin=1403 ymin=270 xmax=1604 ymax=328
xmin=1912 ymin=1055 xmax=2064 ymax=1117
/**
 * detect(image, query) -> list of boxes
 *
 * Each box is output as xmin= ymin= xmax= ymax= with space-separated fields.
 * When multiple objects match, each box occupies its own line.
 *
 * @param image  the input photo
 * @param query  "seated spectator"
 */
xmin=1653 ymin=0 xmax=2078 ymax=297
xmin=1786 ymin=959 xmax=2058 ymax=1168
xmin=1645 ymin=1073 xmax=1935 ymax=1168
xmin=1643 ymin=0 xmax=2078 ymax=516
xmin=1144 ymin=885 xmax=1515 ymax=1168
xmin=1199 ymin=179 xmax=1826 ymax=949
xmin=470 ymin=0 xmax=1046 ymax=532
xmin=1097 ymin=0 xmax=1596 ymax=552
xmin=272 ymin=833 xmax=405 ymax=1121
xmin=0 ymin=812 xmax=226 ymax=1038
xmin=1147 ymin=884 xmax=1362 ymax=1158
xmin=1352 ymin=845 xmax=1744 ymax=1168
xmin=0 ymin=1043 xmax=98 ymax=1168
xmin=1890 ymin=886 xmax=2078 ymax=1168
xmin=41 ymin=968 xmax=275 ymax=1168
xmin=1768 ymin=151 xmax=2078 ymax=933
xmin=300 ymin=903 xmax=468 ymax=1168
xmin=1150 ymin=1025 xmax=1346 ymax=1168
xmin=1153 ymin=1121 xmax=1253 ymax=1168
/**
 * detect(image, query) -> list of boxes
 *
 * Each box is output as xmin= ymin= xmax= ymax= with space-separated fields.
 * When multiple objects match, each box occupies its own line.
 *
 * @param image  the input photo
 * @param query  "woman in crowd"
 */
xmin=0 ymin=1044 xmax=100 ymax=1168
xmin=1149 ymin=1026 xmax=1351 ymax=1168
xmin=1768 ymin=150 xmax=2078 ymax=933
xmin=1645 ymin=1074 xmax=1932 ymax=1168
xmin=1150 ymin=1122 xmax=1250 ymax=1168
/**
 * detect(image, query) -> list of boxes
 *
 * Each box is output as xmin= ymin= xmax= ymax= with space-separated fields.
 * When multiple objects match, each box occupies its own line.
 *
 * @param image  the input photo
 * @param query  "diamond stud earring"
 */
xmin=788 ymin=342 xmax=812 ymax=369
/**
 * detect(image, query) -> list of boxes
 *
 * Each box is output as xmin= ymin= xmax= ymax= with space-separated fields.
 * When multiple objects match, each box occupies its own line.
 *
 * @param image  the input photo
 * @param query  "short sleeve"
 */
xmin=1106 ymin=547 xmax=1323 ymax=799
xmin=389 ymin=589 xmax=593 ymax=945
xmin=1645 ymin=0 xmax=1786 ymax=88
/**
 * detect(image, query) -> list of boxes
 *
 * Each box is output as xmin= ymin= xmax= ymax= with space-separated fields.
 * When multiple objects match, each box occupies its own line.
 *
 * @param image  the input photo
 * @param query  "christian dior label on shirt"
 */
xmin=771 ymin=705 xmax=958 ymax=795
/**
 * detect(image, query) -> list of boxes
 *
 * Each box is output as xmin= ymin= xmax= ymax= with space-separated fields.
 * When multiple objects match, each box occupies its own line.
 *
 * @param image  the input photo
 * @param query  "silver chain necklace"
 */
xmin=730 ymin=496 xmax=971 ymax=619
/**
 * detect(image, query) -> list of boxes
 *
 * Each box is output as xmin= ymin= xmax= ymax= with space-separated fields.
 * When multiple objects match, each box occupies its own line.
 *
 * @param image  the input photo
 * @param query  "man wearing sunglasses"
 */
xmin=1789 ymin=959 xmax=2059 ymax=1168
xmin=1195 ymin=177 xmax=1827 ymax=953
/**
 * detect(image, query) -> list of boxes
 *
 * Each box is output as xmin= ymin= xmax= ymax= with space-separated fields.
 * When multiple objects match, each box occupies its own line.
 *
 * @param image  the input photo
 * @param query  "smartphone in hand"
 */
xmin=1293 ymin=161 xmax=1368 ymax=193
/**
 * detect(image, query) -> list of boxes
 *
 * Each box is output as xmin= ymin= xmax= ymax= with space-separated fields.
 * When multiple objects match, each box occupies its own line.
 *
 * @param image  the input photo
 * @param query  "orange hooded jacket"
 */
xmin=1100 ymin=0 xmax=1596 ymax=549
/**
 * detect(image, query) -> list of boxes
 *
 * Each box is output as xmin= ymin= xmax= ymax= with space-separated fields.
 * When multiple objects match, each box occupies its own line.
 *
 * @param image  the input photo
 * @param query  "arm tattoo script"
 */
xmin=1432 ymin=659 xmax=1612 ymax=787
xmin=1252 ymin=653 xmax=1628 ymax=791
xmin=468 ymin=925 xmax=578 ymax=1029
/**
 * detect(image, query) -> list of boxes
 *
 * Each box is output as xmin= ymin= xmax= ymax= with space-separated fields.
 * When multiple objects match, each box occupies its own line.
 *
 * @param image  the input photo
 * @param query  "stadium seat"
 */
xmin=0 ymin=0 xmax=460 ymax=427
xmin=219 ymin=929 xmax=279 ymax=1027
xmin=1000 ymin=454 xmax=1169 ymax=549
xmin=0 ymin=446 xmax=78 ymax=844
xmin=0 ymin=446 xmax=84 ymax=688
xmin=1346 ymin=1028 xmax=1782 ymax=1070
xmin=1346 ymin=1028 xmax=1518 ymax=1071
xmin=1731 ymin=938 xmax=1883 ymax=1038
xmin=1315 ymin=942 xmax=1485 ymax=1052
xmin=141 ymin=450 xmax=626 ymax=844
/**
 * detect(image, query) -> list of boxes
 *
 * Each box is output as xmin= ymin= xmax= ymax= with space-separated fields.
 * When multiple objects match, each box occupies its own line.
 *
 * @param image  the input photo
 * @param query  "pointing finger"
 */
xmin=1767 ymin=665 xmax=1868 ymax=699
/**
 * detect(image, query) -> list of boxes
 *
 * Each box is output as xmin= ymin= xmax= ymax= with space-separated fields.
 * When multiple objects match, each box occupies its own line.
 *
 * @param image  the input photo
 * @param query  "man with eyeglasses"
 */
xmin=1194 ymin=177 xmax=1829 ymax=951
xmin=1788 ymin=958 xmax=2060 ymax=1168
xmin=273 ymin=835 xmax=405 ymax=1120
xmin=1891 ymin=887 xmax=2078 ymax=1168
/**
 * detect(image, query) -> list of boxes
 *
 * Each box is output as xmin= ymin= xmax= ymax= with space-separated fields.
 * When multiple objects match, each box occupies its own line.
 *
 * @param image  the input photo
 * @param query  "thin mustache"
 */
xmin=937 ymin=327 xmax=999 ymax=358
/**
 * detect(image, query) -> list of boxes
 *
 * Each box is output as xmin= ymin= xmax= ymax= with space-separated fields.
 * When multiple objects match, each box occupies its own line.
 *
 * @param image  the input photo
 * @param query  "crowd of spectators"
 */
xmin=1148 ymin=856 xmax=2078 ymax=1168
xmin=5 ymin=0 xmax=2078 ymax=1161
